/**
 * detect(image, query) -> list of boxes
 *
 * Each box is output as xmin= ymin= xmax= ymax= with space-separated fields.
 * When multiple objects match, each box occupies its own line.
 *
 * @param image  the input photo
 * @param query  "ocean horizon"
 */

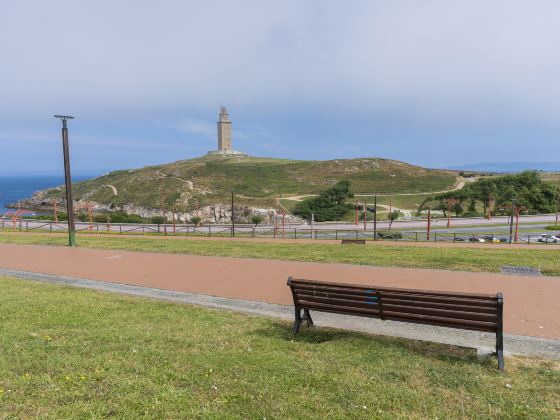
xmin=0 ymin=175 xmax=96 ymax=213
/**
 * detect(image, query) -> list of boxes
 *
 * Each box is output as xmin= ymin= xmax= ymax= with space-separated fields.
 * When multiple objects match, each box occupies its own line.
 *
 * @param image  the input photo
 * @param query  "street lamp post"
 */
xmin=231 ymin=190 xmax=235 ymax=237
xmin=373 ymin=194 xmax=377 ymax=240
xmin=554 ymin=189 xmax=560 ymax=226
xmin=509 ymin=199 xmax=516 ymax=244
xmin=54 ymin=115 xmax=76 ymax=247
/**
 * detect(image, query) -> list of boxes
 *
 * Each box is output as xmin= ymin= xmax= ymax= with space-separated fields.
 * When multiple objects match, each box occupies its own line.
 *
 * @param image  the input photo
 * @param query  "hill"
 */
xmin=29 ymin=155 xmax=458 ymax=212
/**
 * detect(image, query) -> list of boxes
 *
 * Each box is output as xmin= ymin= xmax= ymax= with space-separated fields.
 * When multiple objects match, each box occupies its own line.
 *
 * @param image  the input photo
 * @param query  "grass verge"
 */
xmin=0 ymin=232 xmax=559 ymax=275
xmin=1 ymin=276 xmax=558 ymax=418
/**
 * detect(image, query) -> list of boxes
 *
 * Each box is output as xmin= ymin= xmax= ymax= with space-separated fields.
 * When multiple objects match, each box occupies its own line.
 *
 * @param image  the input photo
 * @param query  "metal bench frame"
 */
xmin=287 ymin=277 xmax=504 ymax=370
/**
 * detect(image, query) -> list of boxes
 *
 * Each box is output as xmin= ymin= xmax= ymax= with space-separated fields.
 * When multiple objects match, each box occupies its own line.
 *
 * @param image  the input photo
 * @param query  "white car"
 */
xmin=537 ymin=234 xmax=560 ymax=243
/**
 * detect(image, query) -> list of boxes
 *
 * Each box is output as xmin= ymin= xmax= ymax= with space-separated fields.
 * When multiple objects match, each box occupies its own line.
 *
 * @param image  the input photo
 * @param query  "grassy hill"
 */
xmin=36 ymin=155 xmax=458 ymax=211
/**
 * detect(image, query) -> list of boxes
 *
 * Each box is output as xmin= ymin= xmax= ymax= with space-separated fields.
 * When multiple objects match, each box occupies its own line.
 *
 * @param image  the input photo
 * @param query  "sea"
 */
xmin=0 ymin=175 xmax=94 ymax=214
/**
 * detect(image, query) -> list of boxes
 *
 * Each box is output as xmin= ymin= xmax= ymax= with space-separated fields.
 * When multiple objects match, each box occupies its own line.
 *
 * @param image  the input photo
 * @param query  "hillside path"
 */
xmin=279 ymin=177 xmax=473 ymax=203
xmin=0 ymin=243 xmax=558 ymax=340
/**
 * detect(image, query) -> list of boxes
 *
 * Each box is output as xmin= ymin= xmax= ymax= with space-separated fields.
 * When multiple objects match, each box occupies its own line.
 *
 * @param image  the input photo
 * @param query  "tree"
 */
xmin=455 ymin=171 xmax=557 ymax=215
xmin=251 ymin=215 xmax=263 ymax=226
xmin=388 ymin=210 xmax=400 ymax=221
xmin=190 ymin=216 xmax=201 ymax=226
xmin=293 ymin=180 xmax=354 ymax=222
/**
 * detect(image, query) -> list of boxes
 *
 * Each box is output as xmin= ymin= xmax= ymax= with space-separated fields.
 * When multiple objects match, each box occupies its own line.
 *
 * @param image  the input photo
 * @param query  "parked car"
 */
xmin=467 ymin=237 xmax=485 ymax=243
xmin=456 ymin=236 xmax=485 ymax=242
xmin=482 ymin=235 xmax=509 ymax=243
xmin=537 ymin=234 xmax=560 ymax=243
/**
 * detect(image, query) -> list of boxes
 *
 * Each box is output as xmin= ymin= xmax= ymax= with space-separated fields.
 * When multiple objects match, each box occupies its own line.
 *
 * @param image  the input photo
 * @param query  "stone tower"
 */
xmin=217 ymin=106 xmax=232 ymax=152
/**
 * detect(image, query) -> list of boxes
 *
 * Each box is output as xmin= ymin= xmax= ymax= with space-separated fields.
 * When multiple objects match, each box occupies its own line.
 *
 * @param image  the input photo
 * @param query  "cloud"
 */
xmin=0 ymin=0 xmax=559 ymax=125
xmin=164 ymin=119 xmax=216 ymax=140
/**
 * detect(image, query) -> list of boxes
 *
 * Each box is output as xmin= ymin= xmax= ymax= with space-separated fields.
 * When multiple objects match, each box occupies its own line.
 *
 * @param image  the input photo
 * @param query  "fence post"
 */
xmin=335 ymin=230 xmax=338 ymax=240
xmin=208 ymin=226 xmax=212 ymax=237
xmin=453 ymin=233 xmax=456 ymax=242
xmin=26 ymin=220 xmax=29 ymax=231
xmin=252 ymin=226 xmax=255 ymax=238
xmin=295 ymin=228 xmax=297 ymax=239
xmin=434 ymin=233 xmax=437 ymax=242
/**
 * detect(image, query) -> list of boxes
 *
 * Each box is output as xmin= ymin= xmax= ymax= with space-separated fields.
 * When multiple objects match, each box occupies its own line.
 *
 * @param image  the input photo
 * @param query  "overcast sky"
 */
xmin=1 ymin=1 xmax=559 ymax=175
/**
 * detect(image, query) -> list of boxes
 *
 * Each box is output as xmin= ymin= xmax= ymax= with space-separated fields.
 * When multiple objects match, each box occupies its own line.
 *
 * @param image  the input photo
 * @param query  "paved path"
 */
xmin=0 ymin=243 xmax=559 ymax=341
xmin=2 ymin=267 xmax=558 ymax=360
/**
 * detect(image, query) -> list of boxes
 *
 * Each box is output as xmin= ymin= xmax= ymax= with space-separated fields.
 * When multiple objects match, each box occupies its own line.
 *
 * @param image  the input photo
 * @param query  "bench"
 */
xmin=341 ymin=239 xmax=366 ymax=245
xmin=287 ymin=277 xmax=504 ymax=370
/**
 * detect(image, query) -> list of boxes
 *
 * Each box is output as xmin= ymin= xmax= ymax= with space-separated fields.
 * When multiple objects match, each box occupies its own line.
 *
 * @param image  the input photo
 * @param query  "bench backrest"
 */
xmin=288 ymin=277 xmax=502 ymax=333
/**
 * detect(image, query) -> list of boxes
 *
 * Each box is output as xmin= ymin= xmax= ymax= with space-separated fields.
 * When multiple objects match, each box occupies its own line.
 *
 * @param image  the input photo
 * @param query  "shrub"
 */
xmin=190 ymin=216 xmax=202 ymax=226
xmin=251 ymin=215 xmax=263 ymax=225
xmin=150 ymin=216 xmax=166 ymax=224
xmin=377 ymin=231 xmax=402 ymax=240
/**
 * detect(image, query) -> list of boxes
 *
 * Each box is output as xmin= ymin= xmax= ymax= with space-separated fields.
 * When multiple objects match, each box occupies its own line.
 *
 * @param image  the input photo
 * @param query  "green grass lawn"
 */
xmin=1 ymin=276 xmax=558 ymax=418
xmin=1 ymin=232 xmax=560 ymax=276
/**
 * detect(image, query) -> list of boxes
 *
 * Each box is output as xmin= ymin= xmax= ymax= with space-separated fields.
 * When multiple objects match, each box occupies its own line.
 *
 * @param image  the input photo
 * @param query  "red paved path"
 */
xmin=0 ymin=243 xmax=559 ymax=339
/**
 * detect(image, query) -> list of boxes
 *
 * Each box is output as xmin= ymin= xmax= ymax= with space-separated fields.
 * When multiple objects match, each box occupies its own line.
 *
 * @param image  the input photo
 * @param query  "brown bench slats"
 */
xmin=381 ymin=304 xmax=497 ymax=322
xmin=381 ymin=297 xmax=497 ymax=314
xmin=288 ymin=277 xmax=505 ymax=370
xmin=341 ymin=239 xmax=366 ymax=244
xmin=292 ymin=278 xmax=498 ymax=300
xmin=296 ymin=292 xmax=497 ymax=316
xmin=293 ymin=286 xmax=498 ymax=308
xmin=297 ymin=294 xmax=497 ymax=321
xmin=298 ymin=302 xmax=381 ymax=318
xmin=297 ymin=296 xmax=380 ymax=310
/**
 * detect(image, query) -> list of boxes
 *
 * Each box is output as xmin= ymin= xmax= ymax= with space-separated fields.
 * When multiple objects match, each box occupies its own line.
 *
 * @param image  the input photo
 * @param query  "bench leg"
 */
xmin=496 ymin=330 xmax=504 ymax=371
xmin=304 ymin=309 xmax=313 ymax=326
xmin=292 ymin=308 xmax=303 ymax=335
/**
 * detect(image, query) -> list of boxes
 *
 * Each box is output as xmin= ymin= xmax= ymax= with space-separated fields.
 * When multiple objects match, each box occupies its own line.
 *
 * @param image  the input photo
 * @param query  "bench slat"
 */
xmin=296 ymin=291 xmax=497 ymax=315
xmin=298 ymin=301 xmax=381 ymax=317
xmin=290 ymin=278 xmax=497 ymax=300
xmin=381 ymin=303 xmax=497 ymax=322
xmin=297 ymin=296 xmax=380 ymax=311
xmin=298 ymin=295 xmax=497 ymax=323
xmin=293 ymin=285 xmax=498 ymax=308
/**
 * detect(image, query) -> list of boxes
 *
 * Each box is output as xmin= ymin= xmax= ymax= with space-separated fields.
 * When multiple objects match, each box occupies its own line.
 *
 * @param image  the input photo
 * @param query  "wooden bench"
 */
xmin=287 ymin=277 xmax=504 ymax=370
xmin=341 ymin=239 xmax=366 ymax=245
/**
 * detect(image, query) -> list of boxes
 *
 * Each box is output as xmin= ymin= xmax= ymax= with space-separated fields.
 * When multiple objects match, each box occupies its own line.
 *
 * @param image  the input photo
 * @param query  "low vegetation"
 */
xmin=1 ymin=233 xmax=559 ymax=275
xmin=1 ymin=276 xmax=558 ymax=418
xmin=433 ymin=171 xmax=559 ymax=217
xmin=25 ymin=155 xmax=457 ymax=210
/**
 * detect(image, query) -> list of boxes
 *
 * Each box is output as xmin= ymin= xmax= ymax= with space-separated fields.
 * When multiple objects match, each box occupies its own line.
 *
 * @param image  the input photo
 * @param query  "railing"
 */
xmin=0 ymin=217 xmax=558 ymax=245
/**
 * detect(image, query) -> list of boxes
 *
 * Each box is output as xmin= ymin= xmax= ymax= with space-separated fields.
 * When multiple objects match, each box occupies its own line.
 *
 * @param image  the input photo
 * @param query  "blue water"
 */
xmin=0 ymin=175 xmax=94 ymax=214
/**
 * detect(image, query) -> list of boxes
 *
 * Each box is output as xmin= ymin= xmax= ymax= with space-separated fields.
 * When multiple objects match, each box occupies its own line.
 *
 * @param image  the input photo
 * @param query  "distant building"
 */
xmin=208 ymin=106 xmax=245 ymax=156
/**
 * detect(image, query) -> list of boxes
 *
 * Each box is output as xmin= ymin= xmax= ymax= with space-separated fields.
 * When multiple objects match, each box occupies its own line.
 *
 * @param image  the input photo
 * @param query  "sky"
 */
xmin=1 ymin=1 xmax=559 ymax=175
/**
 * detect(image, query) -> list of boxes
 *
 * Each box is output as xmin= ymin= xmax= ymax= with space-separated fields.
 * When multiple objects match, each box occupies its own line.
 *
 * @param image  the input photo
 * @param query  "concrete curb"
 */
xmin=1 ymin=267 xmax=559 ymax=360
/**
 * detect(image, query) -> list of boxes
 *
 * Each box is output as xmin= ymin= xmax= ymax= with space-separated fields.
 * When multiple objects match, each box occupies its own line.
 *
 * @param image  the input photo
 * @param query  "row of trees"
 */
xmin=430 ymin=171 xmax=559 ymax=217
